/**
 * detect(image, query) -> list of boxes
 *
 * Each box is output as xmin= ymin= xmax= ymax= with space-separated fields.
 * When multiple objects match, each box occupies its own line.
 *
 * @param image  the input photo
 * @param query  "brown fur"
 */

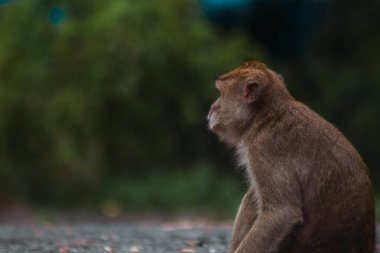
xmin=208 ymin=61 xmax=375 ymax=253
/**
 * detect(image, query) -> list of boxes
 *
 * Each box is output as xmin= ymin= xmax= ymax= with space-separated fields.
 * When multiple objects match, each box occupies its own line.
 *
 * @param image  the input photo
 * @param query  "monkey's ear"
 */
xmin=242 ymin=81 xmax=259 ymax=104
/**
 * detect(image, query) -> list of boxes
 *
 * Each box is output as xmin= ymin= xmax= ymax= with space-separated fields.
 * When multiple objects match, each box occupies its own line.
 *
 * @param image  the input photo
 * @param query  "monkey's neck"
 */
xmin=246 ymin=93 xmax=292 ymax=142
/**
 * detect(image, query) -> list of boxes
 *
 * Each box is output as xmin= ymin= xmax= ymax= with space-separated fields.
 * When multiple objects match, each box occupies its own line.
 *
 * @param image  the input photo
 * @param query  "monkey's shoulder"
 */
xmin=255 ymin=101 xmax=360 ymax=161
xmin=282 ymin=102 xmax=347 ymax=141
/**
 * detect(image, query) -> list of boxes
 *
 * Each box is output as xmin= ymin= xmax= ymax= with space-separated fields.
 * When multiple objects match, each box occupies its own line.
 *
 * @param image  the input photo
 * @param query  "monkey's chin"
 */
xmin=211 ymin=126 xmax=240 ymax=146
xmin=208 ymin=121 xmax=220 ymax=133
xmin=209 ymin=124 xmax=226 ymax=140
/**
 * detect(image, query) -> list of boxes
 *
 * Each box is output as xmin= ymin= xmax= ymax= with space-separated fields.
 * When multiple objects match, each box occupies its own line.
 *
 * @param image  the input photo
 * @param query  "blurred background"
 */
xmin=0 ymin=0 xmax=379 ymax=218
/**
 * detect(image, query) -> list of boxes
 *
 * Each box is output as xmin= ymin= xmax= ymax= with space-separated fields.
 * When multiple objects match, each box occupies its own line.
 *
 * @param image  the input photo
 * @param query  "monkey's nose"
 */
xmin=209 ymin=101 xmax=219 ymax=114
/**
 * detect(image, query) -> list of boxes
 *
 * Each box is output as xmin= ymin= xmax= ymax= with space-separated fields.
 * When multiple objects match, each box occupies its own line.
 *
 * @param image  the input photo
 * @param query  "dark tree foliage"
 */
xmin=0 ymin=0 xmax=260 ymax=209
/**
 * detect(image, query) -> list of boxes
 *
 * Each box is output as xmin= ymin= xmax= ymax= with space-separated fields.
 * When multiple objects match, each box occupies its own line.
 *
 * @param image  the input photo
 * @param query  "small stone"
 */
xmin=181 ymin=247 xmax=196 ymax=252
xmin=104 ymin=245 xmax=112 ymax=252
xmin=129 ymin=245 xmax=140 ymax=252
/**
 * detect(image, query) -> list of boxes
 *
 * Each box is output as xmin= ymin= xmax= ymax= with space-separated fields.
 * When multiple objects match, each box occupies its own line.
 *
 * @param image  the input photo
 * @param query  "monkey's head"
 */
xmin=207 ymin=60 xmax=290 ymax=145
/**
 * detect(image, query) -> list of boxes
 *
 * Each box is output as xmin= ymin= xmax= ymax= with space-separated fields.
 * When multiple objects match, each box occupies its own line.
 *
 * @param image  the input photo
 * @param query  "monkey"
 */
xmin=207 ymin=61 xmax=375 ymax=253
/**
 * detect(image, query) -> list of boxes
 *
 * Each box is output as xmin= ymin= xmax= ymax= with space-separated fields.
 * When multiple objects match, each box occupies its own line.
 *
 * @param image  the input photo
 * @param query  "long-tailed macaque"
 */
xmin=208 ymin=61 xmax=375 ymax=253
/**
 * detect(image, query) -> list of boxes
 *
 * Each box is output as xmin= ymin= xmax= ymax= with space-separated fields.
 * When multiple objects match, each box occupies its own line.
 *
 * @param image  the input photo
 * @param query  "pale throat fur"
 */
xmin=236 ymin=141 xmax=262 ymax=213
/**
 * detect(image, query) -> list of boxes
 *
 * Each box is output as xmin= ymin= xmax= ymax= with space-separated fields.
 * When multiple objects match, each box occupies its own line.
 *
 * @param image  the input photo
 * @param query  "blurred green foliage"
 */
xmin=0 ymin=0 xmax=261 ymax=211
xmin=0 ymin=0 xmax=379 ymax=214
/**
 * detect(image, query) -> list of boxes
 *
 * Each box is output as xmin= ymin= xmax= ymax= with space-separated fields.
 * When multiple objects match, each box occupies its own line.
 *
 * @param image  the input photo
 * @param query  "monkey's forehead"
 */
xmin=217 ymin=70 xmax=247 ymax=81
xmin=217 ymin=61 xmax=268 ymax=82
xmin=217 ymin=69 xmax=261 ymax=83
xmin=241 ymin=60 xmax=267 ymax=69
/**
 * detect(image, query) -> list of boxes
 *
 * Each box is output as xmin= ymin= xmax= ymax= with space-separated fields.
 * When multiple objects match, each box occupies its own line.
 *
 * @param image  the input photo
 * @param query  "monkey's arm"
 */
xmin=234 ymin=161 xmax=303 ymax=253
xmin=229 ymin=190 xmax=258 ymax=253
xmin=234 ymin=205 xmax=302 ymax=253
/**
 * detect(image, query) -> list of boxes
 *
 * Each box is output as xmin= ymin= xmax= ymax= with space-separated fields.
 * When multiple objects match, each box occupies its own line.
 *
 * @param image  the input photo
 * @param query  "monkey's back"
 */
xmin=274 ymin=102 xmax=375 ymax=253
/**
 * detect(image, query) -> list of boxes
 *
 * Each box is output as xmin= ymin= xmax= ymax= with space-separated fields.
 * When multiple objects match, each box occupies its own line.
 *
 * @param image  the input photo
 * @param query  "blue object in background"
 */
xmin=49 ymin=6 xmax=66 ymax=26
xmin=0 ymin=0 xmax=12 ymax=4
xmin=199 ymin=0 xmax=256 ymax=28
xmin=199 ymin=0 xmax=334 ymax=59
xmin=200 ymin=0 xmax=253 ymax=12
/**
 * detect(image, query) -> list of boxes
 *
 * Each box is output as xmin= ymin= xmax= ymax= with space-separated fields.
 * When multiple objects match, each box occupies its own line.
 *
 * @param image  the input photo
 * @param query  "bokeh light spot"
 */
xmin=49 ymin=6 xmax=65 ymax=25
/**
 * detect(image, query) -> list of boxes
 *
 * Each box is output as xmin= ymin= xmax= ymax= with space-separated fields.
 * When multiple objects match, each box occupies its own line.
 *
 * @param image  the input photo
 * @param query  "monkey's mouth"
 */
xmin=207 ymin=113 xmax=219 ymax=131
xmin=208 ymin=121 xmax=218 ymax=132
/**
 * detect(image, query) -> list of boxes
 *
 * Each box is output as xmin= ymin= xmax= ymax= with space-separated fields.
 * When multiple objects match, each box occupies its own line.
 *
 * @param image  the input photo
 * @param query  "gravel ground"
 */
xmin=0 ymin=216 xmax=231 ymax=253
xmin=0 ymin=215 xmax=379 ymax=253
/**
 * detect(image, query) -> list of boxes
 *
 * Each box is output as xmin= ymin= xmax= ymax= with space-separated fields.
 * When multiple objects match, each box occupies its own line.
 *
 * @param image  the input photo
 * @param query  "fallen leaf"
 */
xmin=58 ymin=245 xmax=69 ymax=253
xmin=71 ymin=239 xmax=88 ymax=246
xmin=186 ymin=240 xmax=198 ymax=246
xmin=33 ymin=229 xmax=42 ymax=237
xmin=63 ymin=227 xmax=73 ymax=236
